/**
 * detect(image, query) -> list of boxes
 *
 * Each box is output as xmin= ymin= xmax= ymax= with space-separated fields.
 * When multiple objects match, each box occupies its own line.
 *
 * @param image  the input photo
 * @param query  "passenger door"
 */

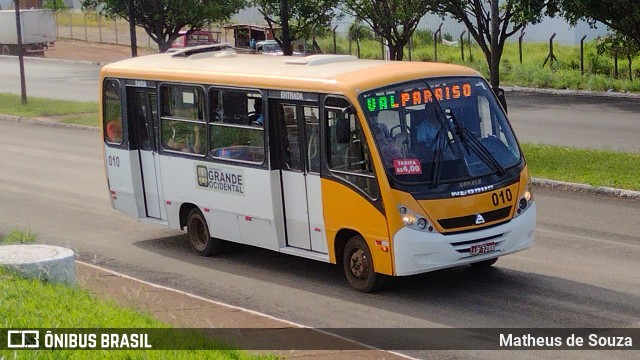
xmin=271 ymin=100 xmax=326 ymax=253
xmin=127 ymin=86 xmax=164 ymax=219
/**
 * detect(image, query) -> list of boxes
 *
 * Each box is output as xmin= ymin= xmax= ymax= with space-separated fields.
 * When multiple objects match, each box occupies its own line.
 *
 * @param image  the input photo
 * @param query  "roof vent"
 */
xmin=169 ymin=43 xmax=235 ymax=57
xmin=285 ymin=55 xmax=358 ymax=66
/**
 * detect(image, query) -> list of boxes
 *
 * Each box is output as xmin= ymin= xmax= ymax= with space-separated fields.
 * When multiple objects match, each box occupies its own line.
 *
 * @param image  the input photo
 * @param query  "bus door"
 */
xmin=126 ymin=86 xmax=164 ymax=220
xmin=271 ymin=100 xmax=326 ymax=253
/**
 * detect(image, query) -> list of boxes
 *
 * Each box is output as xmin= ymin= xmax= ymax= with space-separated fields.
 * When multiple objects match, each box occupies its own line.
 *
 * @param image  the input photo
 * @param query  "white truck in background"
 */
xmin=0 ymin=9 xmax=56 ymax=56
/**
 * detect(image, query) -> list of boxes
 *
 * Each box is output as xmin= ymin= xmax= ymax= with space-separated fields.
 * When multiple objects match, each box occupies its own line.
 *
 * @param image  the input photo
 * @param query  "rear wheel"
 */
xmin=343 ymin=235 xmax=385 ymax=292
xmin=186 ymin=208 xmax=222 ymax=256
xmin=470 ymin=257 xmax=498 ymax=268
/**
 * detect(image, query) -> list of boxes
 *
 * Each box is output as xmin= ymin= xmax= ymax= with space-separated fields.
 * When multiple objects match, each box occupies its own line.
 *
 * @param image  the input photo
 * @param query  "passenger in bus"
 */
xmin=166 ymin=122 xmax=202 ymax=154
xmin=370 ymin=112 xmax=402 ymax=168
xmin=211 ymin=95 xmax=222 ymax=122
xmin=106 ymin=119 xmax=123 ymax=143
xmin=249 ymin=99 xmax=264 ymax=126
xmin=415 ymin=107 xmax=441 ymax=159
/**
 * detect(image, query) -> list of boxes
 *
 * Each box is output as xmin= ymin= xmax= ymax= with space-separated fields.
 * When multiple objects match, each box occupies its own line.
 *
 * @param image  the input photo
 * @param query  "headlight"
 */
xmin=402 ymin=214 xmax=416 ymax=225
xmin=398 ymin=206 xmax=435 ymax=232
xmin=514 ymin=185 xmax=534 ymax=218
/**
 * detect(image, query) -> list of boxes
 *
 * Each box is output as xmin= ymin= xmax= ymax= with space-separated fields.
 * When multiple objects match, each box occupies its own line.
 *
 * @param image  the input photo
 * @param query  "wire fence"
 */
xmin=55 ymin=10 xmax=158 ymax=50
xmin=53 ymin=10 xmax=639 ymax=83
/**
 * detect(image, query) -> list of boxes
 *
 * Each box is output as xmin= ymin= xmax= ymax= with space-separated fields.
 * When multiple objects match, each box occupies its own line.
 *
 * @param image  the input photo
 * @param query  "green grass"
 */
xmin=522 ymin=143 xmax=640 ymax=191
xmin=0 ymin=229 xmax=273 ymax=359
xmin=61 ymin=113 xmax=100 ymax=127
xmin=0 ymin=93 xmax=97 ymax=118
xmin=0 ymin=268 xmax=275 ymax=359
xmin=0 ymin=227 xmax=38 ymax=244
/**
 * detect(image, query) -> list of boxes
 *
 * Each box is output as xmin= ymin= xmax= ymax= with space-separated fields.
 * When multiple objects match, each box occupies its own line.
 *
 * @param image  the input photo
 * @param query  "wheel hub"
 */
xmin=350 ymin=249 xmax=367 ymax=278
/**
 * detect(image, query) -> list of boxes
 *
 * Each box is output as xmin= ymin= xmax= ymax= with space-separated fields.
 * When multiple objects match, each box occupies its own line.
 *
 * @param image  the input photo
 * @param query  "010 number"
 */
xmin=491 ymin=189 xmax=512 ymax=206
xmin=108 ymin=155 xmax=120 ymax=168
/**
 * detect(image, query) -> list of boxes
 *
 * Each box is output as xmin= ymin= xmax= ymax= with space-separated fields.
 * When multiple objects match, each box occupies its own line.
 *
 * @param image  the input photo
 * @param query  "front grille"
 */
xmin=438 ymin=206 xmax=511 ymax=230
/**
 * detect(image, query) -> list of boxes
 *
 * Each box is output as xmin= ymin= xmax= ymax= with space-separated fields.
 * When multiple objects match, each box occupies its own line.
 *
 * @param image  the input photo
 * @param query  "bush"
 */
xmin=586 ymin=49 xmax=613 ymax=75
xmin=585 ymin=74 xmax=614 ymax=91
xmin=501 ymin=59 xmax=513 ymax=76
xmin=1 ymin=227 xmax=38 ymax=244
xmin=551 ymin=70 xmax=584 ymax=89
xmin=413 ymin=29 xmax=434 ymax=46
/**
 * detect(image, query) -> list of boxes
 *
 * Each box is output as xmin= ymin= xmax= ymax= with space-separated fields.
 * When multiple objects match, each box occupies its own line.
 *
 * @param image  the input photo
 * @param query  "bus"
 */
xmin=99 ymin=45 xmax=535 ymax=292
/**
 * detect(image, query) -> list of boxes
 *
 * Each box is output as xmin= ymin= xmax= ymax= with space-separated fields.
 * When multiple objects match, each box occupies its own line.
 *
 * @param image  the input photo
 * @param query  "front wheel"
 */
xmin=1 ymin=45 xmax=12 ymax=56
xmin=470 ymin=257 xmax=498 ymax=268
xmin=186 ymin=208 xmax=222 ymax=256
xmin=343 ymin=235 xmax=385 ymax=292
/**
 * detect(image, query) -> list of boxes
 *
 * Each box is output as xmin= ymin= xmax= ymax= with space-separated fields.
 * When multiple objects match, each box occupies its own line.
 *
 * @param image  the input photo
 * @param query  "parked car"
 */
xmin=171 ymin=30 xmax=218 ymax=49
xmin=255 ymin=40 xmax=282 ymax=55
xmin=255 ymin=40 xmax=302 ymax=56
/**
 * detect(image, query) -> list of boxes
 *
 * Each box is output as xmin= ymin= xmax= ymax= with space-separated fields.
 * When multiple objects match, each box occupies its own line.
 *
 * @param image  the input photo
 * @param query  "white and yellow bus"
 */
xmin=100 ymin=45 xmax=535 ymax=292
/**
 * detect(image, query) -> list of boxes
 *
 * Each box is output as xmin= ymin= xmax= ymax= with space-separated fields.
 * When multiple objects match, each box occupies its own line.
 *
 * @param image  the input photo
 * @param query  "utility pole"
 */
xmin=490 ymin=0 xmax=500 ymax=91
xmin=128 ymin=0 xmax=137 ymax=57
xmin=14 ymin=0 xmax=27 ymax=104
xmin=280 ymin=0 xmax=292 ymax=55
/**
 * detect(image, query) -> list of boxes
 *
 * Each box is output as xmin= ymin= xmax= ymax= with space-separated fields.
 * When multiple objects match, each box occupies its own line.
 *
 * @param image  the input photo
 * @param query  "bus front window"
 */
xmin=361 ymin=77 xmax=522 ymax=186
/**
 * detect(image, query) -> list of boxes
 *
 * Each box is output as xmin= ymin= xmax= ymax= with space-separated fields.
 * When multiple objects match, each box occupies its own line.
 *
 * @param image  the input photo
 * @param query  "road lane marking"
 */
xmin=78 ymin=261 xmax=419 ymax=359
xmin=537 ymin=228 xmax=640 ymax=250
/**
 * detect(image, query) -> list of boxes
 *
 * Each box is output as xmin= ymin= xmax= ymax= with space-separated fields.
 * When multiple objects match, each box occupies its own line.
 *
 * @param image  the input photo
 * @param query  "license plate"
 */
xmin=470 ymin=241 xmax=496 ymax=256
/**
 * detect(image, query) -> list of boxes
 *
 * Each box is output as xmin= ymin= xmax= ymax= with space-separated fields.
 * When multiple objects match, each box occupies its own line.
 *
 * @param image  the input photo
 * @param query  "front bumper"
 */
xmin=393 ymin=202 xmax=536 ymax=276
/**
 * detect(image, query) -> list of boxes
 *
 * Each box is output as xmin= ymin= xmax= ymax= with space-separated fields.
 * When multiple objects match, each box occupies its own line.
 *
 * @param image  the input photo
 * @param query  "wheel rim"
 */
xmin=349 ymin=249 xmax=369 ymax=279
xmin=189 ymin=217 xmax=207 ymax=251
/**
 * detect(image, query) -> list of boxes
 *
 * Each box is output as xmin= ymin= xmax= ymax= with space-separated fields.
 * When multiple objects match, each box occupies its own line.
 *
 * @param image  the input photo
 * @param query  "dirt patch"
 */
xmin=44 ymin=39 xmax=155 ymax=63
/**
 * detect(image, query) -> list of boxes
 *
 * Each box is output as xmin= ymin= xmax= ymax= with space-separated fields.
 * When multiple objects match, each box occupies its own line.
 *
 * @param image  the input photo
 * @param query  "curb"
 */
xmin=532 ymin=178 xmax=640 ymax=201
xmin=503 ymin=86 xmax=640 ymax=99
xmin=0 ymin=54 xmax=104 ymax=66
xmin=0 ymin=114 xmax=98 ymax=131
xmin=2 ymin=114 xmax=638 ymax=201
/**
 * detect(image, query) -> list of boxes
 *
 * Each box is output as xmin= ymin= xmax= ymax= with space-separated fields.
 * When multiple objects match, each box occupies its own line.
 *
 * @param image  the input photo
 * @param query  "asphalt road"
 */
xmin=0 ymin=56 xmax=639 ymax=152
xmin=0 ymin=56 xmax=101 ymax=102
xmin=1 ymin=120 xmax=639 ymax=359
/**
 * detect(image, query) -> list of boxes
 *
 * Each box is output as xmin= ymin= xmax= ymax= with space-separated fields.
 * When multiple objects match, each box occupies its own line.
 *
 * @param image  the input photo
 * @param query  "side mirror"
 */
xmin=494 ymin=87 xmax=508 ymax=113
xmin=335 ymin=118 xmax=351 ymax=144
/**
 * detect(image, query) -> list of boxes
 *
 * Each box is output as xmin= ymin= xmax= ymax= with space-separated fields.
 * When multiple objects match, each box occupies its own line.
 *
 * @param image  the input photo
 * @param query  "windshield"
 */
xmin=361 ymin=77 xmax=521 ymax=185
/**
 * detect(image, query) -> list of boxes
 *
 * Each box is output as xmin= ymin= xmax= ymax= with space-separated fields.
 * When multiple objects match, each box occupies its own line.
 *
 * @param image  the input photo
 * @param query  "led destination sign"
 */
xmin=366 ymin=83 xmax=472 ymax=113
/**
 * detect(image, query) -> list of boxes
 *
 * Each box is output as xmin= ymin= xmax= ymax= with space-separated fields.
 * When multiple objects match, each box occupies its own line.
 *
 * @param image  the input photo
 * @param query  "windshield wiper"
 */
xmin=430 ymin=127 xmax=448 ymax=187
xmin=446 ymin=108 xmax=506 ymax=176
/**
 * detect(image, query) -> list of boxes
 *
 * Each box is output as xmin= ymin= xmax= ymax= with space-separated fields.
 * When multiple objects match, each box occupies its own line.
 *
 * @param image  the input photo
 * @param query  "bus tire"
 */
xmin=343 ymin=235 xmax=385 ymax=292
xmin=186 ymin=208 xmax=222 ymax=256
xmin=1 ymin=45 xmax=12 ymax=56
xmin=470 ymin=257 xmax=498 ymax=268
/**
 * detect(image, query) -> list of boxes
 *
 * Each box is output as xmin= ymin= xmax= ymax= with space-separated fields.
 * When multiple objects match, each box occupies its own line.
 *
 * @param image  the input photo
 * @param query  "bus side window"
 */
xmin=103 ymin=79 xmax=123 ymax=144
xmin=325 ymin=97 xmax=379 ymax=199
xmin=209 ymin=89 xmax=265 ymax=164
xmin=159 ymin=84 xmax=206 ymax=155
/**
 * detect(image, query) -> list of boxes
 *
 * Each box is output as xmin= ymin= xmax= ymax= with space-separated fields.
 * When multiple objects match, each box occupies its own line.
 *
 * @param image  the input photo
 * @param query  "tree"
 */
xmin=595 ymin=32 xmax=639 ymax=80
xmin=343 ymin=0 xmax=438 ymax=61
xmin=437 ymin=0 xmax=559 ymax=90
xmin=82 ymin=0 xmax=246 ymax=52
xmin=43 ymin=0 xmax=68 ymax=12
xmin=254 ymin=0 xmax=342 ymax=55
xmin=560 ymin=0 xmax=640 ymax=48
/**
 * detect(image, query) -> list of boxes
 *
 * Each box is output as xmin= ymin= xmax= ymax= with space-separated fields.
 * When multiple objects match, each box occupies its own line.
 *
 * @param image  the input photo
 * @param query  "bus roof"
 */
xmin=100 ymin=52 xmax=481 ymax=95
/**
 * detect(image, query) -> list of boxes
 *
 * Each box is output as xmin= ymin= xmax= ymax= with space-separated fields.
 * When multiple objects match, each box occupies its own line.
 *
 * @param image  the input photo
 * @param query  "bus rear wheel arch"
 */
xmin=186 ymin=208 xmax=222 ymax=256
xmin=342 ymin=235 xmax=386 ymax=292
